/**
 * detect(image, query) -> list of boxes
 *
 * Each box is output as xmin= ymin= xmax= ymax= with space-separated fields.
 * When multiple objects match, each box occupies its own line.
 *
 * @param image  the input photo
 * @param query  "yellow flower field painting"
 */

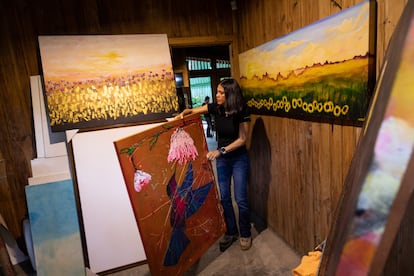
xmin=38 ymin=34 xmax=179 ymax=132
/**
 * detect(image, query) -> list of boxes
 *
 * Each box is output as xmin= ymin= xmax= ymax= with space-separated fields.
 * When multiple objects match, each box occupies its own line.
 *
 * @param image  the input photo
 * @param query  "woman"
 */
xmin=176 ymin=78 xmax=252 ymax=251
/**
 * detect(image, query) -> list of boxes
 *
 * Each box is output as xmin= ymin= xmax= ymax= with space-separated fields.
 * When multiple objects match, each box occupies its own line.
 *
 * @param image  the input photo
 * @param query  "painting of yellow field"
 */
xmin=38 ymin=34 xmax=179 ymax=132
xmin=239 ymin=0 xmax=374 ymax=124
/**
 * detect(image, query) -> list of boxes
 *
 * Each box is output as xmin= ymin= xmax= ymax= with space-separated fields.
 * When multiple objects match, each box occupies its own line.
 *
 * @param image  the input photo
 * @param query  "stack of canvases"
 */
xmin=25 ymin=33 xmax=225 ymax=276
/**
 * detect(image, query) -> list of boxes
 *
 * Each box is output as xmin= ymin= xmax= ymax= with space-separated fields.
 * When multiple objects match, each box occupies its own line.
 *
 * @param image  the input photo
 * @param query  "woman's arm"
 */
xmin=174 ymin=104 xmax=208 ymax=119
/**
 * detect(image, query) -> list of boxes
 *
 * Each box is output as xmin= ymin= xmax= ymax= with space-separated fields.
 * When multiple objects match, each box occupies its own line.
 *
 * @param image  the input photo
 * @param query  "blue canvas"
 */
xmin=25 ymin=179 xmax=85 ymax=275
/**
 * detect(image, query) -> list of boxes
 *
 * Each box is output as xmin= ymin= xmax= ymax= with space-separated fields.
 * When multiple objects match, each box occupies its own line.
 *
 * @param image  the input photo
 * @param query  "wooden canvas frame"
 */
xmin=30 ymin=75 xmax=67 ymax=158
xmin=29 ymin=75 xmax=71 ymax=184
xmin=319 ymin=1 xmax=414 ymax=275
xmin=114 ymin=114 xmax=225 ymax=276
xmin=239 ymin=0 xmax=376 ymax=125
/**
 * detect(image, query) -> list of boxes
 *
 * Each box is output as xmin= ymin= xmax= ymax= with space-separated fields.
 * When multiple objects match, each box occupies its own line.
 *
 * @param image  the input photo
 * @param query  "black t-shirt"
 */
xmin=207 ymin=103 xmax=250 ymax=157
xmin=202 ymin=102 xmax=211 ymax=119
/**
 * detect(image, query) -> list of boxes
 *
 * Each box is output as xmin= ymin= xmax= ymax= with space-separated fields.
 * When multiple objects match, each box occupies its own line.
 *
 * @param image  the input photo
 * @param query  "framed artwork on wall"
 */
xmin=239 ymin=0 xmax=376 ymax=125
xmin=38 ymin=34 xmax=179 ymax=132
xmin=113 ymin=114 xmax=225 ymax=276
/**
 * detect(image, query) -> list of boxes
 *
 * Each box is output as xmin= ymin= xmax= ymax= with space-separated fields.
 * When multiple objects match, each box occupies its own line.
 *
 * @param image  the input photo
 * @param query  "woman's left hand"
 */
xmin=206 ymin=150 xmax=221 ymax=161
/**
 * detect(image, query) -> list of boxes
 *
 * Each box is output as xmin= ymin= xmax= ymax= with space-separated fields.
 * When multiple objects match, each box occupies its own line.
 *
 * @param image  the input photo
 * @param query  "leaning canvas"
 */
xmin=239 ymin=0 xmax=375 ymax=125
xmin=114 ymin=114 xmax=225 ymax=276
xmin=25 ymin=179 xmax=85 ymax=275
xmin=319 ymin=1 xmax=414 ymax=275
xmin=335 ymin=3 xmax=414 ymax=275
xmin=38 ymin=34 xmax=179 ymax=132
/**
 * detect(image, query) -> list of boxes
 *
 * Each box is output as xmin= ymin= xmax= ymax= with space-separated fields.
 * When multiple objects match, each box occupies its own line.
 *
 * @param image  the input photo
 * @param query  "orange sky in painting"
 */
xmin=38 ymin=34 xmax=172 ymax=82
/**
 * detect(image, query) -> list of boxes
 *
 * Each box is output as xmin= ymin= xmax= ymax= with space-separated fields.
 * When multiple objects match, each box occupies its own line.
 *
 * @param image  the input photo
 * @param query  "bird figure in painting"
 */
xmin=163 ymin=162 xmax=213 ymax=266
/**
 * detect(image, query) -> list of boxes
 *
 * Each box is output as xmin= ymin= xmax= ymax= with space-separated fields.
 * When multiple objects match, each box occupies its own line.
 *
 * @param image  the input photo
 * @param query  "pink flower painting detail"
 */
xmin=134 ymin=170 xmax=152 ymax=192
xmin=167 ymin=127 xmax=198 ymax=165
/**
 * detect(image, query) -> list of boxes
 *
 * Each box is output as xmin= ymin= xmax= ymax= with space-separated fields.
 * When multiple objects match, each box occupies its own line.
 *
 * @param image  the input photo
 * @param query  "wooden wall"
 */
xmin=0 ymin=0 xmax=411 ymax=273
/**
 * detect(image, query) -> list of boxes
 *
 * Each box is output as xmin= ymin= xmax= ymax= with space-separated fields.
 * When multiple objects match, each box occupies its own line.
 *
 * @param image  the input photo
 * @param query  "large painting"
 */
xmin=38 ymin=34 xmax=179 ymax=132
xmin=114 ymin=114 xmax=225 ymax=276
xmin=239 ymin=0 xmax=375 ymax=124
xmin=319 ymin=1 xmax=414 ymax=275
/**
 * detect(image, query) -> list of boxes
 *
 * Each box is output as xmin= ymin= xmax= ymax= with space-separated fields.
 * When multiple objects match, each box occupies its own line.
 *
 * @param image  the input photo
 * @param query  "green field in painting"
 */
xmin=240 ymin=58 xmax=370 ymax=122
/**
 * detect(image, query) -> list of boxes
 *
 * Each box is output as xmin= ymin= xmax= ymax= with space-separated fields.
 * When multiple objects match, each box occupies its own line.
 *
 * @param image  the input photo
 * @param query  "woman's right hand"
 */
xmin=174 ymin=109 xmax=192 ymax=120
xmin=173 ymin=113 xmax=183 ymax=120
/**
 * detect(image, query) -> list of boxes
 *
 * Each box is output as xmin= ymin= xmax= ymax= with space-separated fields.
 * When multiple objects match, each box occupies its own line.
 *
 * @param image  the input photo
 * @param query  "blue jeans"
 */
xmin=216 ymin=151 xmax=251 ymax=238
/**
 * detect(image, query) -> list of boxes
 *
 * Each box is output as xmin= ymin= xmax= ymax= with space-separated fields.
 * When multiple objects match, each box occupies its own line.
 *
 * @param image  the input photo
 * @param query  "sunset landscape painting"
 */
xmin=239 ymin=0 xmax=374 ymax=124
xmin=38 ymin=34 xmax=179 ymax=132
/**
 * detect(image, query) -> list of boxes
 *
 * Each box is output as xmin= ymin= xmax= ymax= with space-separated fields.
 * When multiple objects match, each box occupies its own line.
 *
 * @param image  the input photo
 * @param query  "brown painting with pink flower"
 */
xmin=114 ymin=114 xmax=225 ymax=276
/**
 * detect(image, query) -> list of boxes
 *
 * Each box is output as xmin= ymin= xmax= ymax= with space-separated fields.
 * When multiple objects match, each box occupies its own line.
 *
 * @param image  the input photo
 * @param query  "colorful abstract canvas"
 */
xmin=239 ymin=0 xmax=374 ymax=124
xmin=319 ymin=2 xmax=414 ymax=275
xmin=25 ymin=179 xmax=85 ymax=275
xmin=114 ymin=114 xmax=225 ymax=276
xmin=335 ymin=5 xmax=414 ymax=275
xmin=38 ymin=34 xmax=179 ymax=132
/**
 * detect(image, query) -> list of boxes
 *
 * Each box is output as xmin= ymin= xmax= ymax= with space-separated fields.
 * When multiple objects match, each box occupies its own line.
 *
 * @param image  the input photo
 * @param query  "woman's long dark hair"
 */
xmin=219 ymin=78 xmax=245 ymax=115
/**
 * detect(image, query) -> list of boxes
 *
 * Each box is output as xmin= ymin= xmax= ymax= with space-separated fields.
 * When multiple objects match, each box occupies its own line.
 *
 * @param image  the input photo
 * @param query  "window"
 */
xmin=189 ymin=76 xmax=212 ymax=107
xmin=186 ymin=57 xmax=212 ymax=71
xmin=216 ymin=59 xmax=231 ymax=69
xmin=186 ymin=57 xmax=231 ymax=71
xmin=172 ymin=46 xmax=231 ymax=108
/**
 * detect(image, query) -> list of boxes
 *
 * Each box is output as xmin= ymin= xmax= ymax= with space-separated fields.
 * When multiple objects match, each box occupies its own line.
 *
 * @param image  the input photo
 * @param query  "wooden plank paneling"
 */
xmin=281 ymin=118 xmax=294 ymax=243
xmin=376 ymin=0 xmax=408 ymax=73
xmin=312 ymin=122 xmax=334 ymax=246
xmin=290 ymin=119 xmax=304 ymax=250
xmin=330 ymin=124 xmax=344 ymax=209
xmin=293 ymin=119 xmax=314 ymax=251
xmin=299 ymin=1 xmax=315 ymax=26
xmin=0 ymin=0 xmax=37 ymax=240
